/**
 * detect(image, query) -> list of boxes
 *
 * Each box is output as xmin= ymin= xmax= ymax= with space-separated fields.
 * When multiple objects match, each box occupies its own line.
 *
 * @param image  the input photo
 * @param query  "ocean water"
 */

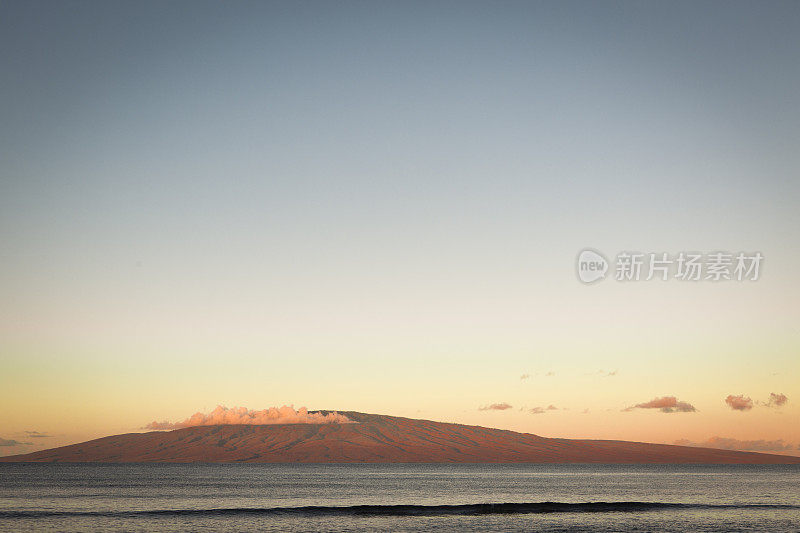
xmin=0 ymin=463 xmax=799 ymax=532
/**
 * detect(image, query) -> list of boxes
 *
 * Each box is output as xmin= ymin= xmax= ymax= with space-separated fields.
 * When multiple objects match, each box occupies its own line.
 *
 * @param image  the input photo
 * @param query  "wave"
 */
xmin=2 ymin=502 xmax=799 ymax=518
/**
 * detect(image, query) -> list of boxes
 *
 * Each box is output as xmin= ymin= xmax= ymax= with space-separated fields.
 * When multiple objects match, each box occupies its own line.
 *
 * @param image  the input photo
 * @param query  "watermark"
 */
xmin=576 ymin=249 xmax=762 ymax=283
xmin=576 ymin=249 xmax=609 ymax=283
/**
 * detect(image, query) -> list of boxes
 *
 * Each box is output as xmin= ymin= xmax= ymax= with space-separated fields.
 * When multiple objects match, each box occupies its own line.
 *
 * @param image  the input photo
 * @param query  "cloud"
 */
xmin=0 ymin=438 xmax=31 ymax=447
xmin=24 ymin=431 xmax=53 ymax=438
xmin=725 ymin=393 xmax=789 ymax=410
xmin=624 ymin=396 xmax=696 ymax=413
xmin=675 ymin=437 xmax=794 ymax=452
xmin=725 ymin=395 xmax=753 ymax=411
xmin=479 ymin=402 xmax=513 ymax=411
xmin=766 ymin=393 xmax=788 ymax=408
xmin=595 ymin=369 xmax=617 ymax=377
xmin=529 ymin=405 xmax=559 ymax=415
xmin=520 ymin=371 xmax=554 ymax=378
xmin=145 ymin=405 xmax=352 ymax=430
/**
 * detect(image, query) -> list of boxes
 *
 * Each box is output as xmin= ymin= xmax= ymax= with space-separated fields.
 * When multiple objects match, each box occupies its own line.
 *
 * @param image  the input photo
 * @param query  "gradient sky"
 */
xmin=1 ymin=1 xmax=799 ymax=456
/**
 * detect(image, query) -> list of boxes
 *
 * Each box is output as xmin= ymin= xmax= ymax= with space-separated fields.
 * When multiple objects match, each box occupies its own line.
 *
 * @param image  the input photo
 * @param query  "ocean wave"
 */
xmin=2 ymin=502 xmax=798 ymax=518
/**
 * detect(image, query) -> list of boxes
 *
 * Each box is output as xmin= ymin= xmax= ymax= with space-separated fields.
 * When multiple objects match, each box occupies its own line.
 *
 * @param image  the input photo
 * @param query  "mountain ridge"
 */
xmin=3 ymin=411 xmax=798 ymax=463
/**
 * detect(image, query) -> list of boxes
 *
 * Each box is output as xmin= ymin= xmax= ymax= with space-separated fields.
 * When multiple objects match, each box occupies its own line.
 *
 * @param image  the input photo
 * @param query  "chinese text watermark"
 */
xmin=577 ymin=249 xmax=762 ymax=284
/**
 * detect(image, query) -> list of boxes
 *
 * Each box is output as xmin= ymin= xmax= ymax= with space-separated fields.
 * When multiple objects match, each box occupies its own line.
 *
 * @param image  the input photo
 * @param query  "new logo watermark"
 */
xmin=577 ymin=249 xmax=609 ymax=283
xmin=576 ymin=249 xmax=762 ymax=283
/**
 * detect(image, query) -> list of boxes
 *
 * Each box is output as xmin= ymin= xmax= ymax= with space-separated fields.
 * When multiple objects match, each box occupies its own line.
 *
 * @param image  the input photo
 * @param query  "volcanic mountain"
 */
xmin=3 ymin=411 xmax=798 ymax=463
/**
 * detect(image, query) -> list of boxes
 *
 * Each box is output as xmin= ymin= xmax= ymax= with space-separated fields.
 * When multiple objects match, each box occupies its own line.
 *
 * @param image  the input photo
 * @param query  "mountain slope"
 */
xmin=2 ymin=411 xmax=798 ymax=463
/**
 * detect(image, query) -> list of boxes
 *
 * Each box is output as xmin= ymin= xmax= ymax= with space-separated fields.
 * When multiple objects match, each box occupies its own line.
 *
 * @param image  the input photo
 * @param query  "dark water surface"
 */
xmin=1 ymin=463 xmax=799 ymax=531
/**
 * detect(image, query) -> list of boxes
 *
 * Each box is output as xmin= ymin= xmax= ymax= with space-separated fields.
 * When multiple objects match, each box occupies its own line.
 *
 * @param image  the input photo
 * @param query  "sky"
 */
xmin=1 ymin=1 xmax=799 ymax=456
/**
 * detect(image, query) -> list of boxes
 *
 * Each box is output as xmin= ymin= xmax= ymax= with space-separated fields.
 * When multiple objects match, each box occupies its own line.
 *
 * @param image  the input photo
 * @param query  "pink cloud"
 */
xmin=766 ymin=393 xmax=788 ymax=408
xmin=529 ymin=405 xmax=559 ymax=415
xmin=725 ymin=395 xmax=753 ymax=411
xmin=675 ymin=436 xmax=794 ymax=452
xmin=145 ymin=405 xmax=352 ymax=430
xmin=625 ymin=396 xmax=696 ymax=413
xmin=479 ymin=402 xmax=513 ymax=411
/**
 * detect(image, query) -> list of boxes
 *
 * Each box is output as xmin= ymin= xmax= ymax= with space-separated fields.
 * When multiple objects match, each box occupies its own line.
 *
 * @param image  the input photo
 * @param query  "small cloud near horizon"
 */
xmin=0 ymin=438 xmax=31 ymax=447
xmin=479 ymin=402 xmax=513 ymax=411
xmin=624 ymin=396 xmax=696 ymax=413
xmin=725 ymin=395 xmax=753 ymax=411
xmin=24 ymin=431 xmax=53 ymax=438
xmin=145 ymin=405 xmax=352 ymax=430
xmin=529 ymin=405 xmax=559 ymax=415
xmin=675 ymin=436 xmax=794 ymax=452
xmin=588 ymin=369 xmax=617 ymax=377
xmin=520 ymin=371 xmax=555 ymax=379
xmin=765 ymin=393 xmax=788 ymax=408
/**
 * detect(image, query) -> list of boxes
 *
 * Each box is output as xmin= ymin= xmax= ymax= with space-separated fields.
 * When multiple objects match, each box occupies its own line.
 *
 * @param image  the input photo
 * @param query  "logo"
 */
xmin=577 ymin=249 xmax=608 ymax=283
xmin=575 ymin=249 xmax=762 ymax=284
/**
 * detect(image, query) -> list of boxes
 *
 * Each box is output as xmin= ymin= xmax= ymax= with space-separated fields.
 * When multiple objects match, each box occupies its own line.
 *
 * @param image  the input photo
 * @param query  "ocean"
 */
xmin=1 ymin=463 xmax=799 ymax=532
